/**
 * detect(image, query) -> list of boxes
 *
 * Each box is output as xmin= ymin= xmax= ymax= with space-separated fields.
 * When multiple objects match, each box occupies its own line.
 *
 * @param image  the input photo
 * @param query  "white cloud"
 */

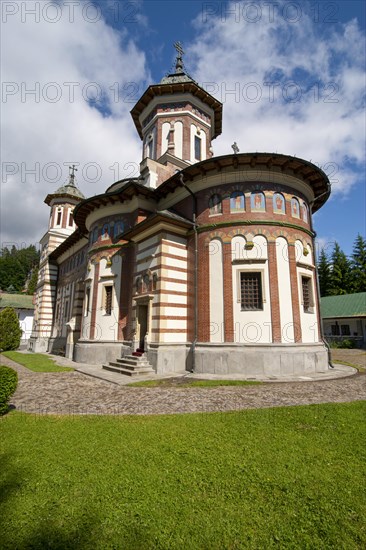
xmin=189 ymin=1 xmax=365 ymax=195
xmin=1 ymin=0 xmax=149 ymax=247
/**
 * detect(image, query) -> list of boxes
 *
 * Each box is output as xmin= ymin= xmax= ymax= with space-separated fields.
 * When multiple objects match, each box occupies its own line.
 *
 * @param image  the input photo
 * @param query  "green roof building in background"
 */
xmin=321 ymin=292 xmax=366 ymax=348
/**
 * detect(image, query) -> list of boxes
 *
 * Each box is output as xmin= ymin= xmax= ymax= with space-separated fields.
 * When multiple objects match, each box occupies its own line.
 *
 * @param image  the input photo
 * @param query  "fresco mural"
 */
xmin=230 ymin=191 xmax=245 ymax=212
xmin=273 ymin=193 xmax=285 ymax=214
xmin=251 ymin=192 xmax=265 ymax=211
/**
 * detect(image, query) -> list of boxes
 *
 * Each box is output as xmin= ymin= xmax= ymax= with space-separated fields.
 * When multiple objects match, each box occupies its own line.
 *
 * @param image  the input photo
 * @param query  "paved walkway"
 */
xmin=2 ymin=354 xmax=365 ymax=416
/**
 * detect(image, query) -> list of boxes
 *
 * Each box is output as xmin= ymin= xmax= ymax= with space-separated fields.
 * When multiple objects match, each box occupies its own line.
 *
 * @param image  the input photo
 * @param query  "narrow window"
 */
xmin=56 ymin=208 xmax=62 ymax=226
xmin=194 ymin=135 xmax=201 ymax=160
xmin=64 ymin=300 xmax=69 ymax=321
xmin=240 ymin=272 xmax=263 ymax=310
xmin=302 ymin=276 xmax=312 ymax=312
xmin=104 ymin=286 xmax=113 ymax=315
xmin=84 ymin=287 xmax=90 ymax=316
xmin=68 ymin=211 xmax=74 ymax=227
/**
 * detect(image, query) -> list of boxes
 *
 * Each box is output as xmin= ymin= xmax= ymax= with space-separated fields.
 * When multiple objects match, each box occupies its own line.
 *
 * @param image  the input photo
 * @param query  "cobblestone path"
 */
xmin=2 ymin=355 xmax=365 ymax=416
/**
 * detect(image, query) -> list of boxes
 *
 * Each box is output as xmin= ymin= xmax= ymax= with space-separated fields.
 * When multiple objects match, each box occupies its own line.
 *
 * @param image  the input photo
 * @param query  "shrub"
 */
xmin=339 ymin=339 xmax=356 ymax=349
xmin=0 ymin=307 xmax=23 ymax=351
xmin=0 ymin=365 xmax=18 ymax=415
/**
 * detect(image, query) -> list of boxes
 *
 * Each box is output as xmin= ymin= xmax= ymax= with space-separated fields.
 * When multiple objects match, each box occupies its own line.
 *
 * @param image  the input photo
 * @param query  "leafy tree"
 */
xmin=350 ymin=234 xmax=366 ymax=293
xmin=329 ymin=242 xmax=352 ymax=295
xmin=0 ymin=307 xmax=22 ymax=351
xmin=317 ymin=248 xmax=331 ymax=296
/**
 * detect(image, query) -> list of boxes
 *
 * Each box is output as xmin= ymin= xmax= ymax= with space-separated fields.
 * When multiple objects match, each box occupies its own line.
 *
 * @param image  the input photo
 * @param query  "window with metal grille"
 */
xmin=240 ymin=272 xmax=263 ymax=310
xmin=105 ymin=286 xmax=113 ymax=315
xmin=302 ymin=277 xmax=311 ymax=312
xmin=194 ymin=135 xmax=201 ymax=160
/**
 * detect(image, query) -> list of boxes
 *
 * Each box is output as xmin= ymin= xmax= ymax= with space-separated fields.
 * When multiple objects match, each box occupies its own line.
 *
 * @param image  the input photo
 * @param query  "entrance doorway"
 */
xmin=137 ymin=304 xmax=148 ymax=350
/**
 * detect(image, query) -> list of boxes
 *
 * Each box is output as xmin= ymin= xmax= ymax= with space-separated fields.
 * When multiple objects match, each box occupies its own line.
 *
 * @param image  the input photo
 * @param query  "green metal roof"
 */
xmin=0 ymin=293 xmax=35 ymax=310
xmin=320 ymin=293 xmax=366 ymax=319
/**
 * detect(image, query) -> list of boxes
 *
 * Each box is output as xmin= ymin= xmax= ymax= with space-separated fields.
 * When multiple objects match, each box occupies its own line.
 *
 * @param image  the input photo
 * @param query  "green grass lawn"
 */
xmin=1 ymin=351 xmax=73 ymax=372
xmin=128 ymin=378 xmax=261 ymax=387
xmin=1 ymin=402 xmax=365 ymax=549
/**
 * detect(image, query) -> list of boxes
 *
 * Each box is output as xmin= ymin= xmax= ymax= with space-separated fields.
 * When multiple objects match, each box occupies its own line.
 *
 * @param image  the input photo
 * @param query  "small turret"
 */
xmin=45 ymin=165 xmax=85 ymax=233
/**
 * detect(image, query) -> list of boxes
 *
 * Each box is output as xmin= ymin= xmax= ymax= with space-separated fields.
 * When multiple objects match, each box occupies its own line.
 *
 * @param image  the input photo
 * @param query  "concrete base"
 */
xmin=28 ymin=336 xmax=50 ymax=353
xmin=74 ymin=340 xmax=131 ymax=365
xmin=194 ymin=342 xmax=329 ymax=377
xmin=48 ymin=337 xmax=67 ymax=354
xmin=71 ymin=340 xmax=329 ymax=378
xmin=147 ymin=344 xmax=191 ymax=374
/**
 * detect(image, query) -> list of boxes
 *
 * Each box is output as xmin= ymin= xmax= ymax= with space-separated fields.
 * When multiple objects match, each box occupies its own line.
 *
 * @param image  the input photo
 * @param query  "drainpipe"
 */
xmin=179 ymin=173 xmax=198 ymax=372
xmin=309 ymin=189 xmax=334 ymax=368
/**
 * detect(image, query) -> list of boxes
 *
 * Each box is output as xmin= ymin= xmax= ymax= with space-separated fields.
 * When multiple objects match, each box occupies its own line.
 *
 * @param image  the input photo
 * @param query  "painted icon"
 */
xmin=273 ymin=193 xmax=285 ymax=214
xmin=251 ymin=192 xmax=265 ymax=211
xmin=291 ymin=198 xmax=300 ymax=218
xmin=230 ymin=191 xmax=245 ymax=212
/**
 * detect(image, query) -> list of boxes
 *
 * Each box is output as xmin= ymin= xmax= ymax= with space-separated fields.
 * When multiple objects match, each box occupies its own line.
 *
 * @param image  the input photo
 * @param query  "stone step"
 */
xmin=103 ymin=364 xmax=154 ymax=377
xmin=108 ymin=361 xmax=151 ymax=372
xmin=102 ymin=352 xmax=155 ymax=377
xmin=114 ymin=356 xmax=151 ymax=367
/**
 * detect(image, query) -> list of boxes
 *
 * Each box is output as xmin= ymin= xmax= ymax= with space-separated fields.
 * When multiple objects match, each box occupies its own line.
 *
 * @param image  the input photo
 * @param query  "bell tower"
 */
xmin=29 ymin=166 xmax=85 ymax=353
xmin=131 ymin=43 xmax=222 ymax=187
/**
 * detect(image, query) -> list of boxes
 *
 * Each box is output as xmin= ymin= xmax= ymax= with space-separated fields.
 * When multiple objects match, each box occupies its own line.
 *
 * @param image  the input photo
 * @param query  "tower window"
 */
xmin=68 ymin=211 xmax=74 ymax=227
xmin=104 ymin=286 xmax=113 ymax=316
xmin=56 ymin=208 xmax=62 ymax=226
xmin=240 ymin=272 xmax=263 ymax=310
xmin=194 ymin=135 xmax=201 ymax=160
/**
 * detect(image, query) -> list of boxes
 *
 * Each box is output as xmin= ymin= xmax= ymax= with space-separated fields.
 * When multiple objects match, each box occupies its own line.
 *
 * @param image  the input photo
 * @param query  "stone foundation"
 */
xmin=194 ymin=342 xmax=329 ymax=376
xmin=74 ymin=340 xmax=131 ymax=365
xmin=70 ymin=340 xmax=329 ymax=378
xmin=147 ymin=344 xmax=192 ymax=374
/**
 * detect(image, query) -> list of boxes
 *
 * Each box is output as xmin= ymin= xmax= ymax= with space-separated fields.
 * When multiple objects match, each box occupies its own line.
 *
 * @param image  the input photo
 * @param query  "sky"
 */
xmin=1 ymin=0 xmax=365 ymax=258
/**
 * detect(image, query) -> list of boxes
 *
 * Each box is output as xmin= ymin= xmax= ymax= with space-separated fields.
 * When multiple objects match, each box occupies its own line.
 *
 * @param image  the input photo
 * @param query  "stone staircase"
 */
xmin=102 ymin=349 xmax=155 ymax=377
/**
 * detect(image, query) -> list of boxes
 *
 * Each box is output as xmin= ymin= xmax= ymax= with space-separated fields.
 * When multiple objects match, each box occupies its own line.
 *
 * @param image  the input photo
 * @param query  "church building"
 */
xmin=29 ymin=46 xmax=331 ymax=377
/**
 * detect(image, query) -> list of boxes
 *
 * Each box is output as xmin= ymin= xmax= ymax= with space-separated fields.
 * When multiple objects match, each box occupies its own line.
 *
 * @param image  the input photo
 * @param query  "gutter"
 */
xmin=179 ymin=173 xmax=198 ymax=372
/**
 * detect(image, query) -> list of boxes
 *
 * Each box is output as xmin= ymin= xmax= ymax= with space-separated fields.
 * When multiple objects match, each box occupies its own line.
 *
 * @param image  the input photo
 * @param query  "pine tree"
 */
xmin=329 ymin=242 xmax=352 ymax=295
xmin=350 ymin=234 xmax=366 ymax=293
xmin=0 ymin=307 xmax=22 ymax=351
xmin=27 ymin=267 xmax=39 ymax=295
xmin=317 ymin=248 xmax=331 ymax=296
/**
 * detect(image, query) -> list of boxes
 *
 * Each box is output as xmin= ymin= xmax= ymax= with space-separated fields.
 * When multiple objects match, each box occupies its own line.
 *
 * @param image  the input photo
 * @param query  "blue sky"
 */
xmin=1 ymin=0 xmax=365 ymax=257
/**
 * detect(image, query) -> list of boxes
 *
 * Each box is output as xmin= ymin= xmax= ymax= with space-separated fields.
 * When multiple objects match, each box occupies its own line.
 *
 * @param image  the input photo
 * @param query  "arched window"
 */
xmin=291 ymin=198 xmax=300 ymax=218
xmin=251 ymin=192 xmax=265 ymax=211
xmin=273 ymin=193 xmax=285 ymax=214
xmin=114 ymin=220 xmax=124 ymax=238
xmin=209 ymin=194 xmax=222 ymax=215
xmin=230 ymin=191 xmax=245 ymax=212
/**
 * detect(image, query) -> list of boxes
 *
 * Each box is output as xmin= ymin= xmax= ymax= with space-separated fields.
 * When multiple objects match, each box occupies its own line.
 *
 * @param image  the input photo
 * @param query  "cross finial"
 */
xmin=69 ymin=164 xmax=78 ymax=185
xmin=174 ymin=41 xmax=184 ymax=73
xmin=231 ymin=142 xmax=240 ymax=154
